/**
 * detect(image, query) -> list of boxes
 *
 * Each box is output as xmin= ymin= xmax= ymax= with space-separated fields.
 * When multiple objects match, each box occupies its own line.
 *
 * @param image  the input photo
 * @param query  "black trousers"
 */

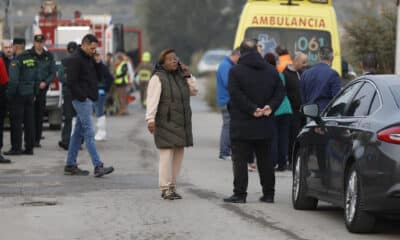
xmin=231 ymin=139 xmax=275 ymax=197
xmin=60 ymin=92 xmax=75 ymax=146
xmin=34 ymin=89 xmax=47 ymax=144
xmin=9 ymin=95 xmax=34 ymax=151
xmin=0 ymin=84 xmax=7 ymax=151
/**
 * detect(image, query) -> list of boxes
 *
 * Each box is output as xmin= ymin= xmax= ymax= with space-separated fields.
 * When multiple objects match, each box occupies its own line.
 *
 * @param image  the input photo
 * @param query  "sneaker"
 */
xmin=218 ymin=155 xmax=231 ymax=161
xmin=162 ymin=189 xmax=175 ymax=200
xmin=64 ymin=165 xmax=90 ymax=176
xmin=170 ymin=191 xmax=182 ymax=200
xmin=94 ymin=165 xmax=114 ymax=177
xmin=0 ymin=155 xmax=11 ymax=164
xmin=169 ymin=187 xmax=183 ymax=200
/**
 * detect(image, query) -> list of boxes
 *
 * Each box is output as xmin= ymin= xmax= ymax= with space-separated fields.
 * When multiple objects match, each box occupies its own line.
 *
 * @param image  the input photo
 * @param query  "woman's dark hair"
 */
xmin=275 ymin=46 xmax=289 ymax=56
xmin=158 ymin=48 xmax=176 ymax=64
xmin=264 ymin=53 xmax=277 ymax=66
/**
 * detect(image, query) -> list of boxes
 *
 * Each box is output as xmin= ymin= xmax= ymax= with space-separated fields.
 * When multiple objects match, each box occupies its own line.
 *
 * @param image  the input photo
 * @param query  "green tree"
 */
xmin=138 ymin=0 xmax=245 ymax=64
xmin=342 ymin=1 xmax=396 ymax=73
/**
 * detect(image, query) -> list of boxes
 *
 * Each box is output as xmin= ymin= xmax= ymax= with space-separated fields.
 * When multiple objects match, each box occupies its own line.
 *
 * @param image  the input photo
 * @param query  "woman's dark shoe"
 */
xmin=223 ymin=195 xmax=246 ymax=203
xmin=170 ymin=191 xmax=182 ymax=200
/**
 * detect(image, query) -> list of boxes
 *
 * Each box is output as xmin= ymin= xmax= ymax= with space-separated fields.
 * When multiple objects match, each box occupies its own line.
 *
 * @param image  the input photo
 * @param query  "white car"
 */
xmin=197 ymin=49 xmax=230 ymax=74
xmin=46 ymin=47 xmax=67 ymax=129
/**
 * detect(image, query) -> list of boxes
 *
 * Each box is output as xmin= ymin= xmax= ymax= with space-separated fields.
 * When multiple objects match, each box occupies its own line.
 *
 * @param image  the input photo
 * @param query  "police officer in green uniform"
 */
xmin=4 ymin=38 xmax=36 ymax=155
xmin=31 ymin=34 xmax=56 ymax=147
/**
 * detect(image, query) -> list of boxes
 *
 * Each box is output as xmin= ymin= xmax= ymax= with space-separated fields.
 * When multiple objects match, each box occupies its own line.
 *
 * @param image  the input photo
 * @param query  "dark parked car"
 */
xmin=292 ymin=75 xmax=400 ymax=233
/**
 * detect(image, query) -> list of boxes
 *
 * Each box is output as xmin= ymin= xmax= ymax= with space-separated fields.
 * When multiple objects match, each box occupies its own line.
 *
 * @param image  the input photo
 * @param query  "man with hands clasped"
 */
xmin=223 ymin=39 xmax=285 ymax=204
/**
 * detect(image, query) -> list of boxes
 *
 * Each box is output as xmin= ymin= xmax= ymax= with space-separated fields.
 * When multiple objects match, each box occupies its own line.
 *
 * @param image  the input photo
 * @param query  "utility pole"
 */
xmin=4 ymin=0 xmax=11 ymax=39
xmin=396 ymin=0 xmax=400 ymax=74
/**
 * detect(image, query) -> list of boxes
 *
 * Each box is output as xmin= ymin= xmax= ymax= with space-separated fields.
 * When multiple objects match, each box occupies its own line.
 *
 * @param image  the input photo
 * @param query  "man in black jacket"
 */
xmin=64 ymin=34 xmax=114 ymax=177
xmin=283 ymin=51 xmax=308 ymax=168
xmin=223 ymin=39 xmax=285 ymax=204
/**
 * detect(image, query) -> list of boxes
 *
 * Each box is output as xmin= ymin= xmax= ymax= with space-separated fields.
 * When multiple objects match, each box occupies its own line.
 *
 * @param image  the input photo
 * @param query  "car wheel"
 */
xmin=292 ymin=151 xmax=318 ymax=210
xmin=344 ymin=165 xmax=375 ymax=233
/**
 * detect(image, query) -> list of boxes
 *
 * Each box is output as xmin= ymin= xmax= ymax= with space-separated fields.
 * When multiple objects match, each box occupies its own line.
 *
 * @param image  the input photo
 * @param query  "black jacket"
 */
xmin=66 ymin=48 xmax=101 ymax=101
xmin=228 ymin=51 xmax=285 ymax=140
xmin=283 ymin=65 xmax=302 ymax=111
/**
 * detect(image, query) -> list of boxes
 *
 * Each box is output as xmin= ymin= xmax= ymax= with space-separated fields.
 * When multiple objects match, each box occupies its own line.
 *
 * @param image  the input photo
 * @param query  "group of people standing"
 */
xmin=216 ymin=39 xmax=341 ymax=203
xmin=0 ymin=34 xmax=56 ymax=163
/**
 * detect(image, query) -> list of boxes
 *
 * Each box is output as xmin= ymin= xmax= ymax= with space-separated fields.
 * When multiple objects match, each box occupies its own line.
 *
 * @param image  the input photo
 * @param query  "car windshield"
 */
xmin=202 ymin=53 xmax=227 ymax=65
xmin=245 ymin=27 xmax=332 ymax=67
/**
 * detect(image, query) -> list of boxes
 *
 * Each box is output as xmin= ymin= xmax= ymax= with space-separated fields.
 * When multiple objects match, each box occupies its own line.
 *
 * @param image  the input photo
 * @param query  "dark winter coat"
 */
xmin=228 ymin=51 xmax=285 ymax=140
xmin=283 ymin=65 xmax=302 ymax=112
xmin=66 ymin=48 xmax=101 ymax=101
xmin=154 ymin=66 xmax=193 ymax=148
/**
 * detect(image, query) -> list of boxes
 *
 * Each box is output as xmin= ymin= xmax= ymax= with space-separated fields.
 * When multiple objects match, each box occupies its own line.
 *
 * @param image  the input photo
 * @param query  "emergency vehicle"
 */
xmin=234 ymin=0 xmax=342 ymax=74
xmin=33 ymin=0 xmax=142 ymax=128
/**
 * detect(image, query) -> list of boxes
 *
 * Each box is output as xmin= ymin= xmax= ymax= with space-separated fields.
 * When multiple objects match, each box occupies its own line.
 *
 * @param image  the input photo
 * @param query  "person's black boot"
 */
xmin=64 ymin=165 xmax=90 ymax=176
xmin=22 ymin=149 xmax=34 ymax=155
xmin=0 ymin=155 xmax=11 ymax=164
xmin=58 ymin=141 xmax=69 ymax=151
xmin=259 ymin=195 xmax=274 ymax=203
xmin=223 ymin=194 xmax=246 ymax=203
xmin=3 ymin=149 xmax=23 ymax=156
xmin=94 ymin=164 xmax=114 ymax=177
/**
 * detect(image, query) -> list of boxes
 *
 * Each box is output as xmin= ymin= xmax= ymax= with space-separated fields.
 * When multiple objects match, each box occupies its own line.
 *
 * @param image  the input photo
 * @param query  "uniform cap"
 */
xmin=13 ymin=38 xmax=26 ymax=45
xmin=34 ymin=34 xmax=45 ymax=42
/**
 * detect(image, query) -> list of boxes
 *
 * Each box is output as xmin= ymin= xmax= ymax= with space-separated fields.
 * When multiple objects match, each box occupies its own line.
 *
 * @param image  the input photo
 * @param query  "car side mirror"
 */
xmin=302 ymin=104 xmax=319 ymax=118
xmin=302 ymin=104 xmax=323 ymax=125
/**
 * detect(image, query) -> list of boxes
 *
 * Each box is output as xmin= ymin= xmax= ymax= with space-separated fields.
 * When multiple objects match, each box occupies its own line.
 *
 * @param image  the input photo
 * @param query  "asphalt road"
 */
xmin=1 ymin=80 xmax=400 ymax=240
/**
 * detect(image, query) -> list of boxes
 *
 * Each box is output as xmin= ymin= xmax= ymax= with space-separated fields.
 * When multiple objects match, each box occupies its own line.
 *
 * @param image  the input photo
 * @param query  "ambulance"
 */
xmin=234 ymin=0 xmax=341 ymax=74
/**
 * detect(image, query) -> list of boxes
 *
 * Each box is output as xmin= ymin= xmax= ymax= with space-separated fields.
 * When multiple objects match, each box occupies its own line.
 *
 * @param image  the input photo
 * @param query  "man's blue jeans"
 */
xmin=66 ymin=99 xmax=103 ymax=167
xmin=94 ymin=93 xmax=106 ymax=118
xmin=219 ymin=105 xmax=231 ymax=157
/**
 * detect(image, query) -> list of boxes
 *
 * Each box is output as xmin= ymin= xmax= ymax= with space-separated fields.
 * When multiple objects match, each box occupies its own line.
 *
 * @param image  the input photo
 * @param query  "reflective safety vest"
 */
xmin=138 ymin=69 xmax=152 ymax=82
xmin=114 ymin=61 xmax=129 ymax=85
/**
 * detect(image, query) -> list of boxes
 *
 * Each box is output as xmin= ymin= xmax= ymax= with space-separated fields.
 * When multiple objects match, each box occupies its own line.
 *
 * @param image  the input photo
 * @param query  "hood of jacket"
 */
xmin=238 ymin=51 xmax=267 ymax=70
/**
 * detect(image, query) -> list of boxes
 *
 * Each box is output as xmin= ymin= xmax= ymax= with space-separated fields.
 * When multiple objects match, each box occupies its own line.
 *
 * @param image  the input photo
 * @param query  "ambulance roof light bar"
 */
xmin=248 ymin=0 xmax=329 ymax=4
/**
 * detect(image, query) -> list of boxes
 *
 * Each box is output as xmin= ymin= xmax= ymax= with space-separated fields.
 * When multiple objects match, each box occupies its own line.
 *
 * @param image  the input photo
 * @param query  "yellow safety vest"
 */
xmin=138 ymin=69 xmax=152 ymax=82
xmin=114 ymin=61 xmax=129 ymax=85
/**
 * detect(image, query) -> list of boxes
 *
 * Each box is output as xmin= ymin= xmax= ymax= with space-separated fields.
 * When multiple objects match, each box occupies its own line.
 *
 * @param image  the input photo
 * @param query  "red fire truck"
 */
xmin=33 ymin=0 xmax=142 ymax=129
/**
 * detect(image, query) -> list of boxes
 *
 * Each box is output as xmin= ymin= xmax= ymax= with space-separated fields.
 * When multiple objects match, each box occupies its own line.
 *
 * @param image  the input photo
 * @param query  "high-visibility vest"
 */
xmin=138 ymin=69 xmax=152 ymax=82
xmin=114 ymin=61 xmax=129 ymax=85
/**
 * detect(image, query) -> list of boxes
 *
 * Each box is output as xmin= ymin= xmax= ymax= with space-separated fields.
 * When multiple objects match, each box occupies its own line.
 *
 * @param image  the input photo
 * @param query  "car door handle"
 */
xmin=325 ymin=120 xmax=338 ymax=126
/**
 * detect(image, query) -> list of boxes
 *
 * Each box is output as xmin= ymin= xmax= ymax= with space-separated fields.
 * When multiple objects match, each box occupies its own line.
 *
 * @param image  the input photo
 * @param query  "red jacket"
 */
xmin=0 ymin=57 xmax=8 ymax=85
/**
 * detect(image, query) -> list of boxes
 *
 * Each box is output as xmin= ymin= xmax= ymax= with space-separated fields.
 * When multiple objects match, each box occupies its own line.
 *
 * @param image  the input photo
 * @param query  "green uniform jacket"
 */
xmin=33 ymin=48 xmax=56 ymax=93
xmin=7 ymin=48 xmax=56 ymax=97
xmin=154 ymin=67 xmax=193 ymax=148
